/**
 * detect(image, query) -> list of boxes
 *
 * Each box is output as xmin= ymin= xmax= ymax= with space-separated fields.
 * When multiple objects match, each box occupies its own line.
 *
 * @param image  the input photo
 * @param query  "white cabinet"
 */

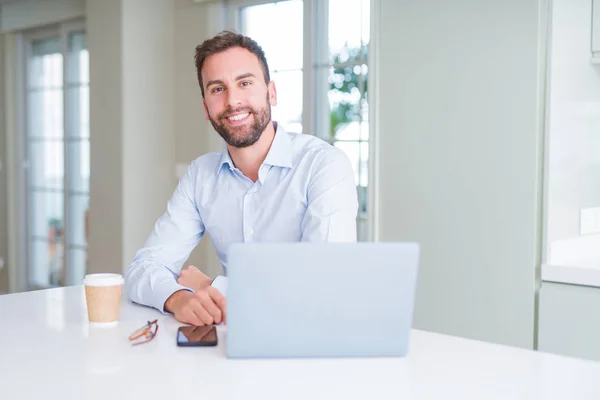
xmin=592 ymin=0 xmax=600 ymax=62
xmin=538 ymin=282 xmax=600 ymax=361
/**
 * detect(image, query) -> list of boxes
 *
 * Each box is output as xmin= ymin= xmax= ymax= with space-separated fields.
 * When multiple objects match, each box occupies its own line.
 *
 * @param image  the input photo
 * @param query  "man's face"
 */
xmin=202 ymin=47 xmax=277 ymax=148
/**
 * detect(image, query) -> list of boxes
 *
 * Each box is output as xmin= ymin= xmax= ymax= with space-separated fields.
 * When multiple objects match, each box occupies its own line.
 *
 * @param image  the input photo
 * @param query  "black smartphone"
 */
xmin=176 ymin=325 xmax=218 ymax=347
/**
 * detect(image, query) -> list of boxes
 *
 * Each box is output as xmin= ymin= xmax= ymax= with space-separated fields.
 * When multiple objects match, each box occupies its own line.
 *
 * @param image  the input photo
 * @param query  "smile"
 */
xmin=227 ymin=112 xmax=250 ymax=122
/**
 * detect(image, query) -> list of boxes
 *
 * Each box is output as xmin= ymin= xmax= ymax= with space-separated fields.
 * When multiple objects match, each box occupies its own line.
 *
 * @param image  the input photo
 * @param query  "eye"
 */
xmin=211 ymin=87 xmax=224 ymax=94
xmin=240 ymin=81 xmax=252 ymax=87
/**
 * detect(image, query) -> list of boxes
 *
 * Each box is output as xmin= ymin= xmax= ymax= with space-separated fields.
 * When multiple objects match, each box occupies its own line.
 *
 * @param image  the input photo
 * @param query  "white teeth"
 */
xmin=228 ymin=113 xmax=249 ymax=121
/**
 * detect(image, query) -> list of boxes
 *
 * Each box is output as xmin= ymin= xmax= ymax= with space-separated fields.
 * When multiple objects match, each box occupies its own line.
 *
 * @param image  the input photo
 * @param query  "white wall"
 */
xmin=86 ymin=0 xmax=124 ymax=274
xmin=378 ymin=0 xmax=545 ymax=348
xmin=121 ymin=0 xmax=176 ymax=267
xmin=546 ymin=0 xmax=600 ymax=264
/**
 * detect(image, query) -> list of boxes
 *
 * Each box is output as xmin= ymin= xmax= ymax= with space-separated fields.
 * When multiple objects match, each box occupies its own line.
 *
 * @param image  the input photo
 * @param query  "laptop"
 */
xmin=225 ymin=242 xmax=420 ymax=358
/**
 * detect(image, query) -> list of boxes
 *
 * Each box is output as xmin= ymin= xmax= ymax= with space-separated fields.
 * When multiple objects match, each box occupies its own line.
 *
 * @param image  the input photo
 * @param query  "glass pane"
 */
xmin=357 ymin=217 xmax=368 ymax=241
xmin=66 ymin=140 xmax=90 ymax=192
xmin=28 ymin=89 xmax=64 ymax=139
xmin=30 ymin=141 xmax=64 ymax=189
xmin=361 ymin=64 xmax=369 ymax=140
xmin=272 ymin=69 xmax=303 ymax=133
xmin=48 ymin=238 xmax=64 ymax=286
xmin=361 ymin=0 xmax=370 ymax=47
xmin=29 ymin=38 xmax=62 ymax=88
xmin=329 ymin=0 xmax=364 ymax=64
xmin=29 ymin=240 xmax=52 ymax=287
xmin=67 ymin=194 xmax=89 ymax=247
xmin=66 ymin=86 xmax=89 ymax=139
xmin=328 ymin=66 xmax=362 ymax=140
xmin=66 ymin=247 xmax=87 ymax=286
xmin=67 ymin=32 xmax=88 ymax=84
xmin=357 ymin=183 xmax=367 ymax=215
xmin=242 ymin=0 xmax=303 ymax=71
xmin=359 ymin=140 xmax=369 ymax=187
xmin=30 ymin=190 xmax=64 ymax=241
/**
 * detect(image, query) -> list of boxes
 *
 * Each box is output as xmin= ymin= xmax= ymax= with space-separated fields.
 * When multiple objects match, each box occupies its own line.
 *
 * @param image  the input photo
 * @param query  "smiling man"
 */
xmin=124 ymin=31 xmax=358 ymax=326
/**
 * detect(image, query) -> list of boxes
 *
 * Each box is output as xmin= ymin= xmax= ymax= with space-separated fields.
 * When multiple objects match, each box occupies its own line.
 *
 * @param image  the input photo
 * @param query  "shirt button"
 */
xmin=247 ymin=227 xmax=254 ymax=236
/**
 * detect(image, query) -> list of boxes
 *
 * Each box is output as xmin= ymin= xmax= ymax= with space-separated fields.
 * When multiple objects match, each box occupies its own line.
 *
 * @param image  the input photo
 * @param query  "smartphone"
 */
xmin=176 ymin=325 xmax=218 ymax=347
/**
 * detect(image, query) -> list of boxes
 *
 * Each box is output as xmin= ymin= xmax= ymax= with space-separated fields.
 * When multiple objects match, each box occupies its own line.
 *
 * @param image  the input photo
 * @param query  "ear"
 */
xmin=203 ymin=99 xmax=210 ymax=121
xmin=268 ymin=81 xmax=277 ymax=106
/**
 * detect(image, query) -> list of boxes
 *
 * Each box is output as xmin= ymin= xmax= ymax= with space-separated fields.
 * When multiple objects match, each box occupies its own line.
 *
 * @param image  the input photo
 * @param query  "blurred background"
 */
xmin=1 ymin=0 xmax=600 ymax=362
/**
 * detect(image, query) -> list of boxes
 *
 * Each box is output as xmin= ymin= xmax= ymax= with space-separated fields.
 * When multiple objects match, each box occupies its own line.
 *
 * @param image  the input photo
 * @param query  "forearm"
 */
xmin=164 ymin=289 xmax=193 ymax=314
xmin=125 ymin=260 xmax=192 ymax=313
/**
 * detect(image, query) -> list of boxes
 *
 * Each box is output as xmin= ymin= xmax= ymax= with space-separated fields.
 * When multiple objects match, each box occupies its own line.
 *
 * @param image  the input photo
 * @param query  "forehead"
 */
xmin=201 ymin=47 xmax=264 ymax=83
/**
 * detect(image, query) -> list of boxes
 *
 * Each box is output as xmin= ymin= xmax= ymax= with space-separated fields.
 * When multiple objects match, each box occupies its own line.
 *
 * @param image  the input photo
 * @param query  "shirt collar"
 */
xmin=263 ymin=123 xmax=293 ymax=168
xmin=218 ymin=122 xmax=293 ymax=171
xmin=218 ymin=146 xmax=234 ymax=170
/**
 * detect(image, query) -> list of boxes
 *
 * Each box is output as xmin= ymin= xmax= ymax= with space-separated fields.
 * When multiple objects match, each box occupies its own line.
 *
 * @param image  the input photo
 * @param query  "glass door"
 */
xmin=25 ymin=22 xmax=89 ymax=289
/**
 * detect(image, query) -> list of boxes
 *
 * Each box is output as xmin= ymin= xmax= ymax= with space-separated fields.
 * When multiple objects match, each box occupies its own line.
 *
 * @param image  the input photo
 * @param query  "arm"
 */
xmin=124 ymin=161 xmax=204 ymax=313
xmin=301 ymin=148 xmax=359 ymax=242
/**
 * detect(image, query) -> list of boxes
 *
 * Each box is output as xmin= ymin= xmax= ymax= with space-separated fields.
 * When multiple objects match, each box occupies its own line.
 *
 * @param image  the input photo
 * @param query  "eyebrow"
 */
xmin=205 ymin=73 xmax=257 ymax=90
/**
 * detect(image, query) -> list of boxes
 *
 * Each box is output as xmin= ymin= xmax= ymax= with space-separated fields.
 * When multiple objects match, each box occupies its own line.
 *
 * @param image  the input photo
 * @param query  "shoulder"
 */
xmin=288 ymin=132 xmax=352 ymax=169
xmin=186 ymin=152 xmax=222 ymax=178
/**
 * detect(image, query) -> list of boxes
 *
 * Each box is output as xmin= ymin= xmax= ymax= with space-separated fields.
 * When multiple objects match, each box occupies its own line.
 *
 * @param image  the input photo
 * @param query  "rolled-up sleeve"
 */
xmin=124 ymin=161 xmax=205 ymax=312
xmin=300 ymin=148 xmax=359 ymax=242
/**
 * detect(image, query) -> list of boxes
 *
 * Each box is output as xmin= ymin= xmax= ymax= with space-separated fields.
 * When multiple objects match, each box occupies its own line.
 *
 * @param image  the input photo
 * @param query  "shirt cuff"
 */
xmin=153 ymin=280 xmax=193 ymax=314
xmin=211 ymin=275 xmax=228 ymax=297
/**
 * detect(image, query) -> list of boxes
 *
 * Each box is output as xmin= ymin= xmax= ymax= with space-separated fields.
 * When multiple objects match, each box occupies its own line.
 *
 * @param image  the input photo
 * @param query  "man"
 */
xmin=125 ymin=31 xmax=358 ymax=326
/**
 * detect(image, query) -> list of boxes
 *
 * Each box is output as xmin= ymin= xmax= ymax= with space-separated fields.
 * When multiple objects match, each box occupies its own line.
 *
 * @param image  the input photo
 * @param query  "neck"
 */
xmin=228 ymin=121 xmax=276 ymax=182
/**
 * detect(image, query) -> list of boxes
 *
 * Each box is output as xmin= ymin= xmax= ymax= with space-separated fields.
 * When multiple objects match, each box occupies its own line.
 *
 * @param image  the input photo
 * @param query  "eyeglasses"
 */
xmin=129 ymin=319 xmax=159 ymax=346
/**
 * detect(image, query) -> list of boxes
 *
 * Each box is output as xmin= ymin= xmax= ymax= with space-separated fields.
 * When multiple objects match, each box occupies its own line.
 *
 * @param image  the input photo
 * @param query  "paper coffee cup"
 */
xmin=83 ymin=273 xmax=124 ymax=326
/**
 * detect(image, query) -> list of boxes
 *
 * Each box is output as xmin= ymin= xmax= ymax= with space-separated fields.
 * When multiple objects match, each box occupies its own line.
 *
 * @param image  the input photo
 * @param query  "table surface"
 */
xmin=2 ymin=285 xmax=600 ymax=400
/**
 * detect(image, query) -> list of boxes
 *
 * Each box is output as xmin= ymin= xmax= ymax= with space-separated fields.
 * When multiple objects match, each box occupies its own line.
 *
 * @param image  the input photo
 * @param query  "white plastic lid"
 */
xmin=83 ymin=273 xmax=124 ymax=287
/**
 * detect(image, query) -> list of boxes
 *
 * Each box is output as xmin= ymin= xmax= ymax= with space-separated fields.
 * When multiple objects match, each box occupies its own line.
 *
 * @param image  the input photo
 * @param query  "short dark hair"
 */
xmin=194 ymin=30 xmax=271 ymax=98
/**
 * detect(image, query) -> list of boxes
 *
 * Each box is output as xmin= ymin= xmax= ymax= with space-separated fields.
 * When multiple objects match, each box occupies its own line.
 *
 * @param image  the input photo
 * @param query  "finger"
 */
xmin=175 ymin=298 xmax=206 ymax=326
xmin=196 ymin=291 xmax=222 ymax=324
xmin=190 ymin=298 xmax=214 ymax=325
xmin=177 ymin=269 xmax=189 ymax=285
xmin=208 ymin=287 xmax=227 ymax=323
xmin=181 ymin=302 xmax=206 ymax=326
xmin=176 ymin=309 xmax=202 ymax=326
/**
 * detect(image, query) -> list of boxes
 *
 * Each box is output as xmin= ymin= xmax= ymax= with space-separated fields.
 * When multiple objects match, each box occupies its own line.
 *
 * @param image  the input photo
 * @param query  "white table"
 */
xmin=1 ymin=286 xmax=600 ymax=400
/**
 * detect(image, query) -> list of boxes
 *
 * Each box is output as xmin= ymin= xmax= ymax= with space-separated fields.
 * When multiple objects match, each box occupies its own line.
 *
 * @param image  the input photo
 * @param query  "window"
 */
xmin=230 ymin=0 xmax=371 ymax=240
xmin=24 ymin=23 xmax=89 ymax=289
xmin=241 ymin=1 xmax=304 ymax=134
xmin=540 ymin=0 xmax=600 ymax=286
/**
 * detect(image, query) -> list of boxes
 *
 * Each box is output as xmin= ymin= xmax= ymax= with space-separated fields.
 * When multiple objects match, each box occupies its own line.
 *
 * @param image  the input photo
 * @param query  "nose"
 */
xmin=225 ymin=86 xmax=243 ymax=109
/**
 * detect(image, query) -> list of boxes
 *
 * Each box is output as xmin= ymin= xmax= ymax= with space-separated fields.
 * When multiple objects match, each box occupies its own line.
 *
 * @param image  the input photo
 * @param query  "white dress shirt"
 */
xmin=125 ymin=124 xmax=359 ymax=312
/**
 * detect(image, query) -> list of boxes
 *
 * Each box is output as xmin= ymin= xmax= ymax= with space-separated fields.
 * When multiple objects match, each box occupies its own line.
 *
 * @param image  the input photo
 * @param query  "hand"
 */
xmin=177 ymin=265 xmax=212 ymax=292
xmin=164 ymin=288 xmax=227 ymax=326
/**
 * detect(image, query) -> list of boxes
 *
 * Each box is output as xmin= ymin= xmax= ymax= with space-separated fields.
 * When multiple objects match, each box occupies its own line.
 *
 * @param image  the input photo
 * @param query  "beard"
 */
xmin=208 ymin=93 xmax=272 ymax=148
